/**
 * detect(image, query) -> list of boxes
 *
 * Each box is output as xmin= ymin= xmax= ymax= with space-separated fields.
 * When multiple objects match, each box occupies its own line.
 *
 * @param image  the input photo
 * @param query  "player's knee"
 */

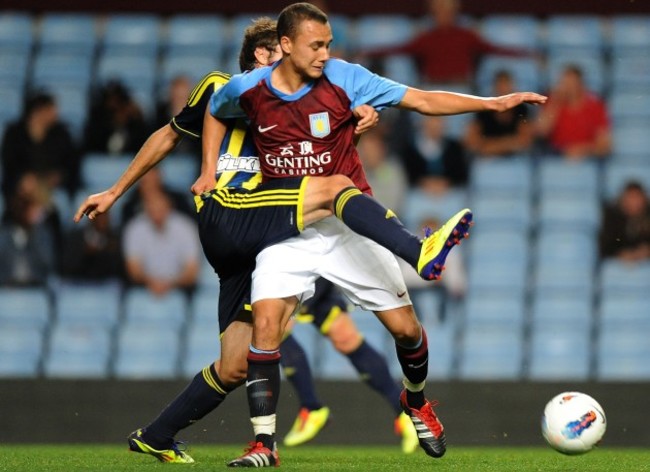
xmin=217 ymin=364 xmax=248 ymax=386
xmin=390 ymin=322 xmax=422 ymax=347
xmin=328 ymin=315 xmax=363 ymax=353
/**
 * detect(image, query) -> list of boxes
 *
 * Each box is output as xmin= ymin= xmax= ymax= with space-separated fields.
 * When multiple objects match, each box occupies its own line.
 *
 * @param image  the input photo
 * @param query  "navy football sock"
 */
xmin=395 ymin=327 xmax=429 ymax=409
xmin=247 ymin=345 xmax=281 ymax=450
xmin=280 ymin=334 xmax=323 ymax=411
xmin=143 ymin=363 xmax=230 ymax=449
xmin=347 ymin=340 xmax=402 ymax=415
xmin=334 ymin=187 xmax=421 ymax=268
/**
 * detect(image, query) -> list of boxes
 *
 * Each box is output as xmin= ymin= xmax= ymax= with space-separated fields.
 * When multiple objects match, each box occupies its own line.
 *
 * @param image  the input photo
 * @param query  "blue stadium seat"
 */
xmin=610 ymin=16 xmax=650 ymax=58
xmin=467 ymin=228 xmax=530 ymax=279
xmin=0 ymin=51 xmax=30 ymax=87
xmin=600 ymin=293 xmax=649 ymax=328
xmin=181 ymin=320 xmax=221 ymax=377
xmin=471 ymin=158 xmax=533 ymax=199
xmin=80 ymin=153 xmax=134 ymax=192
xmin=102 ymin=14 xmax=161 ymax=56
xmin=528 ymin=327 xmax=591 ymax=380
xmin=354 ymin=15 xmax=415 ymax=50
xmin=609 ymin=92 xmax=650 ymax=127
xmin=42 ymin=84 xmax=89 ymax=141
xmin=537 ymin=159 xmax=600 ymax=200
xmin=535 ymin=230 xmax=597 ymax=272
xmin=611 ymin=56 xmax=650 ymax=93
xmin=408 ymin=287 xmax=444 ymax=325
xmin=123 ymin=288 xmax=189 ymax=326
xmin=545 ymin=16 xmax=604 ymax=54
xmin=0 ymin=326 xmax=43 ymax=378
xmin=530 ymin=293 xmax=592 ymax=329
xmin=537 ymin=193 xmax=600 ymax=233
xmin=546 ymin=52 xmax=606 ymax=96
xmin=0 ymin=287 xmax=50 ymax=330
xmin=399 ymin=188 xmax=468 ymax=233
xmin=476 ymin=57 xmax=541 ymax=96
xmin=612 ymin=125 xmax=650 ymax=163
xmin=597 ymin=325 xmax=650 ymax=380
xmin=197 ymin=258 xmax=220 ymax=291
xmin=464 ymin=292 xmax=526 ymax=329
xmin=55 ymin=282 xmax=122 ymax=328
xmin=159 ymin=54 xmax=221 ymax=98
xmin=0 ymin=84 xmax=24 ymax=125
xmin=39 ymin=14 xmax=97 ymax=57
xmin=480 ymin=15 xmax=540 ymax=50
xmin=383 ymin=55 xmax=419 ymax=86
xmin=458 ymin=324 xmax=523 ymax=380
xmin=0 ymin=12 xmax=33 ymax=55
xmin=44 ymin=323 xmax=112 ymax=378
xmin=603 ymin=161 xmax=650 ymax=201
xmin=31 ymin=52 xmax=93 ymax=90
xmin=114 ymin=324 xmax=181 ymax=379
xmin=599 ymin=260 xmax=650 ymax=296
xmin=329 ymin=14 xmax=353 ymax=53
xmin=227 ymin=14 xmax=273 ymax=54
xmin=190 ymin=287 xmax=220 ymax=326
xmin=165 ymin=15 xmax=227 ymax=58
xmin=469 ymin=194 xmax=532 ymax=232
xmin=533 ymin=264 xmax=594 ymax=297
xmin=158 ymin=154 xmax=200 ymax=193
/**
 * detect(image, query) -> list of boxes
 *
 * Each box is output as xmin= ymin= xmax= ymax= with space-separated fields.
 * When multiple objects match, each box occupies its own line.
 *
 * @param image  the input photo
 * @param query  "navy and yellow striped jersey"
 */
xmin=170 ymin=71 xmax=262 ymax=191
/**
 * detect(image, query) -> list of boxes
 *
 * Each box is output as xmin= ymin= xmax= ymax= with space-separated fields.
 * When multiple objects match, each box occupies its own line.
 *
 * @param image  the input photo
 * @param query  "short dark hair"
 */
xmin=239 ymin=17 xmax=278 ymax=72
xmin=24 ymin=92 xmax=55 ymax=117
xmin=563 ymin=64 xmax=584 ymax=80
xmin=277 ymin=2 xmax=328 ymax=41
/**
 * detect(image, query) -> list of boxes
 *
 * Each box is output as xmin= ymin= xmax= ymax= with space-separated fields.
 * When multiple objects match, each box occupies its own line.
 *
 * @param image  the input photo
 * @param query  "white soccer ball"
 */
xmin=541 ymin=391 xmax=606 ymax=455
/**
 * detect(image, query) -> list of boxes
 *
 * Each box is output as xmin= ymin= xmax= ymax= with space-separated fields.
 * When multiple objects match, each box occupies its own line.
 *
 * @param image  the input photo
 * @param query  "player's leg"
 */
xmin=302 ymin=175 xmax=473 ymax=280
xmin=280 ymin=322 xmax=330 ymax=447
xmin=227 ymin=296 xmax=299 ymax=468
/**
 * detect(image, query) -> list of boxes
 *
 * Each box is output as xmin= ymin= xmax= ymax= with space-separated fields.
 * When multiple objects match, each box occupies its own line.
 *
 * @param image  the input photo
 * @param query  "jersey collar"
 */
xmin=264 ymin=59 xmax=316 ymax=102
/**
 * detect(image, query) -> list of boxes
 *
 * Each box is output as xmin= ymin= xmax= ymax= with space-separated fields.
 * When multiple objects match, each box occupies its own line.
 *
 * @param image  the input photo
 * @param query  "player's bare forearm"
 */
xmin=194 ymin=108 xmax=227 ymax=195
xmin=73 ymin=124 xmax=181 ymax=222
xmin=399 ymin=88 xmax=547 ymax=116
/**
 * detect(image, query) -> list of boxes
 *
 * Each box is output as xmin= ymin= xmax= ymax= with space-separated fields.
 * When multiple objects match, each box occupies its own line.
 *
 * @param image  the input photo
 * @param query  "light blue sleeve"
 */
xmin=325 ymin=59 xmax=408 ymax=110
xmin=209 ymin=73 xmax=248 ymax=119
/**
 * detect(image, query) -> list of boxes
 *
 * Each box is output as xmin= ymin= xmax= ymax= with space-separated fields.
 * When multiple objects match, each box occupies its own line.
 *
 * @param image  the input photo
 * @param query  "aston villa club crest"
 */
xmin=309 ymin=112 xmax=330 ymax=138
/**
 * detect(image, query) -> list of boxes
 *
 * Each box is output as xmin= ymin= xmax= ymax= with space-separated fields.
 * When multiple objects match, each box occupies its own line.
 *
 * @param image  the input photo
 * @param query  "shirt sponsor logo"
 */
xmin=217 ymin=154 xmax=260 ymax=173
xmin=309 ymin=112 xmax=331 ymax=138
xmin=264 ymin=141 xmax=332 ymax=176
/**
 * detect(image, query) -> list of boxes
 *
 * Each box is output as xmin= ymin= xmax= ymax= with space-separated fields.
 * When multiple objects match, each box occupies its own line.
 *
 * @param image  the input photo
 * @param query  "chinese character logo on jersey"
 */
xmin=309 ymin=112 xmax=331 ymax=138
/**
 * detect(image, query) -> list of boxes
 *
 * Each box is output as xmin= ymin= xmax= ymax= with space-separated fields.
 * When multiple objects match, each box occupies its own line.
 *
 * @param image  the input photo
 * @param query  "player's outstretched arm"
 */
xmin=191 ymin=108 xmax=228 ymax=195
xmin=73 ymin=124 xmax=181 ymax=222
xmin=398 ymin=88 xmax=547 ymax=116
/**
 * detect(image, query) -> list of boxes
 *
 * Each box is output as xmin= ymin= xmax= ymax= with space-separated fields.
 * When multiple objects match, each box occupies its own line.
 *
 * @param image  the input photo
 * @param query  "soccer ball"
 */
xmin=541 ymin=392 xmax=606 ymax=455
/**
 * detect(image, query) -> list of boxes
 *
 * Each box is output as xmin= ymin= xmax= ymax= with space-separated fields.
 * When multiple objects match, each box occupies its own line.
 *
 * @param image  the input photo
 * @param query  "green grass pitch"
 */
xmin=1 ymin=445 xmax=649 ymax=471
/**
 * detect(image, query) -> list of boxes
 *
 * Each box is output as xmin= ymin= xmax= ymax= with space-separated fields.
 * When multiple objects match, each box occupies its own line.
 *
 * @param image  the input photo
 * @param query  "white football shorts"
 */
xmin=251 ymin=216 xmax=412 ymax=311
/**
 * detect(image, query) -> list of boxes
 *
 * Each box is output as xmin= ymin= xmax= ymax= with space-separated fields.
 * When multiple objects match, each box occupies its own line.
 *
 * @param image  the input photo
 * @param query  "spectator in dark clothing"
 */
xmin=83 ymin=80 xmax=151 ymax=155
xmin=1 ymin=92 xmax=80 ymax=200
xmin=463 ymin=70 xmax=534 ymax=157
xmin=398 ymin=114 xmax=469 ymax=195
xmin=362 ymin=0 xmax=529 ymax=85
xmin=600 ymin=181 xmax=650 ymax=262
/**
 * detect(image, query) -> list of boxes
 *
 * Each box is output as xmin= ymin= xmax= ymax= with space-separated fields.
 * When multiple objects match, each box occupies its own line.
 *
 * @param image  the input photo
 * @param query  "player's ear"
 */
xmin=254 ymin=47 xmax=268 ymax=66
xmin=280 ymin=35 xmax=292 ymax=55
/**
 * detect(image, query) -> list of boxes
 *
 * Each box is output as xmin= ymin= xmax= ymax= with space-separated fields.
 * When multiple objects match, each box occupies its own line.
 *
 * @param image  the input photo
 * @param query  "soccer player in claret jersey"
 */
xmin=204 ymin=3 xmax=546 ymax=466
xmin=74 ymin=18 xmax=415 ymax=464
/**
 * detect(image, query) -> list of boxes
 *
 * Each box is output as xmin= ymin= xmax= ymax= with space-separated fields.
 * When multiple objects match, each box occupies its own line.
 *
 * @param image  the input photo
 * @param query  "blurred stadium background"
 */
xmin=1 ymin=0 xmax=649 ymax=448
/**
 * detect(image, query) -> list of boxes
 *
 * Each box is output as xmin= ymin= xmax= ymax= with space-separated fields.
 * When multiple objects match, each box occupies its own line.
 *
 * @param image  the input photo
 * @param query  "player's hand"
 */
xmin=73 ymin=190 xmax=117 ymax=223
xmin=491 ymin=92 xmax=547 ymax=112
xmin=352 ymin=104 xmax=380 ymax=135
xmin=191 ymin=173 xmax=217 ymax=196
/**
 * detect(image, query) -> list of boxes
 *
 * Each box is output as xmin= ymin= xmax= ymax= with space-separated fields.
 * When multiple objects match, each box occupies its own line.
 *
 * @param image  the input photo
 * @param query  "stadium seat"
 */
xmin=611 ymin=15 xmax=650 ymax=57
xmin=329 ymin=14 xmax=353 ymax=53
xmin=537 ymin=193 xmax=600 ymax=233
xmin=38 ymin=14 xmax=97 ymax=57
xmin=102 ymin=14 xmax=161 ymax=57
xmin=458 ymin=324 xmax=523 ymax=380
xmin=190 ymin=287 xmax=220 ymax=326
xmin=530 ymin=293 xmax=593 ymax=329
xmin=609 ymin=92 xmax=650 ymax=127
xmin=55 ymin=282 xmax=122 ymax=328
xmin=165 ymin=15 xmax=227 ymax=58
xmin=0 ymin=326 xmax=43 ymax=378
xmin=123 ymin=288 xmax=189 ymax=326
xmin=80 ymin=153 xmax=134 ymax=192
xmin=382 ymin=55 xmax=419 ymax=87
xmin=528 ymin=326 xmax=591 ymax=380
xmin=600 ymin=293 xmax=650 ymax=329
xmin=603 ymin=161 xmax=650 ymax=201
xmin=0 ymin=12 xmax=33 ymax=55
xmin=0 ymin=84 xmax=24 ymax=125
xmin=476 ymin=57 xmax=541 ymax=96
xmin=354 ymin=15 xmax=415 ymax=50
xmin=599 ymin=259 xmax=650 ymax=296
xmin=197 ymin=258 xmax=221 ymax=290
xmin=158 ymin=154 xmax=200 ymax=193
xmin=114 ymin=324 xmax=181 ymax=379
xmin=0 ymin=51 xmax=30 ymax=87
xmin=480 ymin=15 xmax=540 ymax=50
xmin=611 ymin=125 xmax=650 ymax=163
xmin=469 ymin=194 xmax=532 ymax=232
xmin=44 ymin=323 xmax=112 ymax=378
xmin=470 ymin=158 xmax=533 ymax=199
xmin=181 ymin=320 xmax=221 ymax=377
xmin=227 ymin=13 xmax=273 ymax=54
xmin=611 ymin=56 xmax=650 ymax=93
xmin=408 ymin=287 xmax=444 ymax=325
xmin=545 ymin=16 xmax=604 ymax=55
xmin=534 ymin=230 xmax=597 ymax=272
xmin=537 ymin=159 xmax=600 ymax=200
xmin=159 ymin=54 xmax=221 ymax=98
xmin=399 ymin=188 xmax=468 ymax=233
xmin=467 ymin=228 xmax=530 ymax=275
xmin=597 ymin=325 xmax=650 ymax=381
xmin=0 ymin=287 xmax=51 ymax=330
xmin=546 ymin=52 xmax=606 ymax=96
xmin=31 ymin=52 xmax=93 ymax=90
xmin=464 ymin=292 xmax=526 ymax=329
xmin=42 ymin=84 xmax=89 ymax=140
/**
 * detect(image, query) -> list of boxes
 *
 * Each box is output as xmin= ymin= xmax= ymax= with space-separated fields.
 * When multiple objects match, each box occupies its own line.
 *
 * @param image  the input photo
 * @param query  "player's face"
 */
xmin=283 ymin=19 xmax=332 ymax=80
